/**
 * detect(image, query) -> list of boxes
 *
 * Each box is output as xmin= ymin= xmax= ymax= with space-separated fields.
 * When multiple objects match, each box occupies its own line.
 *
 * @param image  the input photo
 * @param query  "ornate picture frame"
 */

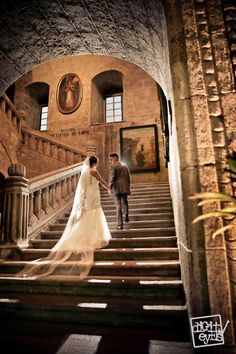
xmin=120 ymin=124 xmax=160 ymax=173
xmin=56 ymin=73 xmax=82 ymax=114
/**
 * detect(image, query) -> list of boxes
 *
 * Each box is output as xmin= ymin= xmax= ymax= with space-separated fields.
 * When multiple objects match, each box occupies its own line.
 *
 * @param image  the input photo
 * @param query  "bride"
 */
xmin=17 ymin=156 xmax=111 ymax=279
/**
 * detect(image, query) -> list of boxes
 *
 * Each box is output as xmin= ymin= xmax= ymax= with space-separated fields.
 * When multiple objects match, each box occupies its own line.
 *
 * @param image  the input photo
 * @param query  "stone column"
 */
xmin=0 ymin=163 xmax=29 ymax=260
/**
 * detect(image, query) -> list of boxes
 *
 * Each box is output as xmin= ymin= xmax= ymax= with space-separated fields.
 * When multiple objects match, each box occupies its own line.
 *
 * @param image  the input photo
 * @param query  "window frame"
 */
xmin=39 ymin=105 xmax=48 ymax=131
xmin=104 ymin=93 xmax=123 ymax=123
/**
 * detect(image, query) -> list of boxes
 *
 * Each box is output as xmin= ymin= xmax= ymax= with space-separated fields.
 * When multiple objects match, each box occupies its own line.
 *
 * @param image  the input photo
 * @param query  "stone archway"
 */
xmin=0 ymin=0 xmax=235 ymax=350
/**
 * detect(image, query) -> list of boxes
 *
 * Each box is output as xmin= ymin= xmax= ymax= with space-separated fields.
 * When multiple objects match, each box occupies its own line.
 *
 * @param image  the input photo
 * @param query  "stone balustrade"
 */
xmin=0 ymin=161 xmax=83 ymax=259
xmin=21 ymin=127 xmax=86 ymax=165
xmin=28 ymin=161 xmax=83 ymax=236
xmin=0 ymin=93 xmax=22 ymax=132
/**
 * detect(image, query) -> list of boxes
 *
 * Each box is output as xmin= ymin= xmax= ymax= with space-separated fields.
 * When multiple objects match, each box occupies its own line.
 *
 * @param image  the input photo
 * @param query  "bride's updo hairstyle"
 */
xmin=89 ymin=155 xmax=98 ymax=167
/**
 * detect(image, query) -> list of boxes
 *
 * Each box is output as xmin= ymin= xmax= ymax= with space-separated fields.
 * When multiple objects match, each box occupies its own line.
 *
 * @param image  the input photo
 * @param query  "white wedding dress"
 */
xmin=17 ymin=158 xmax=111 ymax=279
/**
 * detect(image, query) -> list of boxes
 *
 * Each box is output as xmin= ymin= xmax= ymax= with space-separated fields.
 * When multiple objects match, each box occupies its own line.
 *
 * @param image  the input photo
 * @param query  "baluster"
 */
xmin=38 ymin=139 xmax=43 ymax=154
xmin=34 ymin=190 xmax=45 ymax=219
xmin=71 ymin=175 xmax=76 ymax=192
xmin=50 ymin=183 xmax=58 ymax=208
xmin=34 ymin=137 xmax=39 ymax=151
xmin=55 ymin=181 xmax=63 ymax=205
xmin=66 ymin=150 xmax=71 ymax=164
xmin=28 ymin=193 xmax=37 ymax=227
xmin=61 ymin=179 xmax=67 ymax=201
xmin=29 ymin=136 xmax=36 ymax=150
xmin=53 ymin=145 xmax=59 ymax=159
xmin=50 ymin=144 xmax=54 ymax=158
xmin=67 ymin=176 xmax=72 ymax=197
xmin=41 ymin=187 xmax=52 ymax=214
xmin=63 ymin=178 xmax=70 ymax=201
xmin=61 ymin=148 xmax=67 ymax=161
xmin=43 ymin=141 xmax=50 ymax=155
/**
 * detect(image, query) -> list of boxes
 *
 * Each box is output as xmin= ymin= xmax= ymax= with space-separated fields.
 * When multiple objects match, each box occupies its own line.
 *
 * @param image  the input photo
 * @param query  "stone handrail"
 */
xmin=0 ymin=161 xmax=84 ymax=256
xmin=21 ymin=127 xmax=86 ymax=165
xmin=27 ymin=161 xmax=83 ymax=239
xmin=0 ymin=93 xmax=23 ymax=132
xmin=0 ymin=92 xmax=86 ymax=164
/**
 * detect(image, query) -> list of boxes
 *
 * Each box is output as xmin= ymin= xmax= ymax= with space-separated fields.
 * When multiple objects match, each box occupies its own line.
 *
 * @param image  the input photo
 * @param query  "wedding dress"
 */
xmin=17 ymin=157 xmax=111 ymax=279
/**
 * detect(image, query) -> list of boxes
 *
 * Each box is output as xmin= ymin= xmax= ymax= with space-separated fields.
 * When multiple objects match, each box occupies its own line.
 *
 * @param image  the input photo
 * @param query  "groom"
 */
xmin=109 ymin=152 xmax=131 ymax=230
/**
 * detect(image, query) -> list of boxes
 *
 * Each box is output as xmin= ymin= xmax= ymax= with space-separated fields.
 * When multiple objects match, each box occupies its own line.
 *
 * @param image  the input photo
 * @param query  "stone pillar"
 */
xmin=0 ymin=163 xmax=29 ymax=260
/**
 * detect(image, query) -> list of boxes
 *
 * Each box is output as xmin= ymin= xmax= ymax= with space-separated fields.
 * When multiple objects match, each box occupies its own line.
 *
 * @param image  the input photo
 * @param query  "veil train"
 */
xmin=17 ymin=157 xmax=111 ymax=279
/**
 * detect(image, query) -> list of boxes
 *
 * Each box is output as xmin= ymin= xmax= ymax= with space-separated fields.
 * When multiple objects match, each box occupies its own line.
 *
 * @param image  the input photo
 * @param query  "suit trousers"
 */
xmin=113 ymin=193 xmax=129 ymax=227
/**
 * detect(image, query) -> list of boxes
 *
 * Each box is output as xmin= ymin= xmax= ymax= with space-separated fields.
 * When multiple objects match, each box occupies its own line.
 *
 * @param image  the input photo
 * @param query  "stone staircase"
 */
xmin=0 ymin=181 xmax=190 ymax=341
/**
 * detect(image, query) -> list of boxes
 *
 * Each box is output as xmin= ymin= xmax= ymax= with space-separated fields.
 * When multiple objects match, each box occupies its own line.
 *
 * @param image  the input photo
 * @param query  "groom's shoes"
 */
xmin=116 ymin=225 xmax=123 ymax=230
xmin=125 ymin=215 xmax=129 ymax=222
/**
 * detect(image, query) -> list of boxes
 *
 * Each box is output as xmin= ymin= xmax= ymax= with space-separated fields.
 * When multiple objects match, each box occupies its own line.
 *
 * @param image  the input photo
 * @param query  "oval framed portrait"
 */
xmin=56 ymin=73 xmax=83 ymax=114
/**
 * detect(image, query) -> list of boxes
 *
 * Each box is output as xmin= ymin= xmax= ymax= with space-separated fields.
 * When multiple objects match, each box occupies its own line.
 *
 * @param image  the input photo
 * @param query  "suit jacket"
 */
xmin=109 ymin=162 xmax=131 ymax=195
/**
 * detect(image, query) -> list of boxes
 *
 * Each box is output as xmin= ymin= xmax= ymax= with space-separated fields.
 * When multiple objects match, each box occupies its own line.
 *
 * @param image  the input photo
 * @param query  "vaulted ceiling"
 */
xmin=0 ymin=0 xmax=171 ymax=95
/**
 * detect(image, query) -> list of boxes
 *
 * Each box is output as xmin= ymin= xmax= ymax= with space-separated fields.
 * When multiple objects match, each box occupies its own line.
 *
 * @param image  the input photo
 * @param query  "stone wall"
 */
xmin=14 ymin=55 xmax=168 ymax=182
xmin=164 ymin=0 xmax=236 ymax=348
xmin=0 ymin=97 xmax=21 ymax=177
xmin=1 ymin=0 xmax=236 ymax=350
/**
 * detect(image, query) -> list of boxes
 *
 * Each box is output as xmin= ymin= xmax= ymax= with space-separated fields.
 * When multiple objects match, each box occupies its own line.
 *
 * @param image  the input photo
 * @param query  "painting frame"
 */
xmin=56 ymin=73 xmax=83 ymax=114
xmin=120 ymin=124 xmax=160 ymax=173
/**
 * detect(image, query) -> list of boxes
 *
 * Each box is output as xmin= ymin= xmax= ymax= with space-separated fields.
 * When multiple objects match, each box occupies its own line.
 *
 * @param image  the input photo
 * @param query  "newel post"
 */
xmin=0 ymin=163 xmax=29 ymax=260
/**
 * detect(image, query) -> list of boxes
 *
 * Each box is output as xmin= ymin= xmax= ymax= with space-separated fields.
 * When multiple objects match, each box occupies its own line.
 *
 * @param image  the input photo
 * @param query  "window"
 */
xmin=40 ymin=106 xmax=48 ymax=131
xmin=105 ymin=95 xmax=122 ymax=123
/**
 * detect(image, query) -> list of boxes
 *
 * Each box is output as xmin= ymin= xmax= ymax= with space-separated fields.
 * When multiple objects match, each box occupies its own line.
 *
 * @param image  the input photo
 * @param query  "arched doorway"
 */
xmin=0 ymin=0 xmax=235 ymax=348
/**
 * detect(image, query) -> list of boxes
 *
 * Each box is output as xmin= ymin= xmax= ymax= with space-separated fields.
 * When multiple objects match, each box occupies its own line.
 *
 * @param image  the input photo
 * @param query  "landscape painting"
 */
xmin=120 ymin=124 xmax=160 ymax=173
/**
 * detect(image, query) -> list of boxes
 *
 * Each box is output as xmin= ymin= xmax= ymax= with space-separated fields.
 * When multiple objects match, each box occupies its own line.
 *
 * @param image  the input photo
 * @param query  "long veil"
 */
xmin=17 ymin=157 xmax=98 ymax=279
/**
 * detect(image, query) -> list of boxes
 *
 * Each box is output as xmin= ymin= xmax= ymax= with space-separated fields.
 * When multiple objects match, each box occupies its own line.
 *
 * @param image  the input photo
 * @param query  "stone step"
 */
xmin=101 ymin=201 xmax=172 ymax=209
xmin=41 ymin=228 xmax=176 ymax=238
xmin=66 ymin=202 xmax=173 ymax=214
xmin=57 ymin=210 xmax=173 ymax=224
xmin=0 ymin=179 xmax=190 ymax=338
xmin=101 ymin=197 xmax=172 ymax=205
xmin=106 ymin=213 xmax=174 ymax=222
xmin=0 ymin=276 xmax=185 ymax=304
xmin=128 ymin=184 xmax=169 ymax=187
xmin=56 ymin=218 xmax=175 ymax=229
xmin=100 ymin=190 xmax=171 ymax=197
xmin=103 ymin=207 xmax=173 ymax=216
xmin=0 ymin=260 xmax=181 ymax=277
xmin=49 ymin=223 xmax=176 ymax=234
xmin=65 ymin=207 xmax=173 ymax=218
xmin=101 ymin=183 xmax=170 ymax=191
xmin=108 ymin=220 xmax=175 ymax=229
xmin=109 ymin=236 xmax=177 ymax=248
xmin=0 ymin=292 xmax=189 ymax=331
xmin=21 ymin=247 xmax=179 ymax=261
xmin=39 ymin=234 xmax=177 ymax=248
xmin=101 ymin=193 xmax=171 ymax=201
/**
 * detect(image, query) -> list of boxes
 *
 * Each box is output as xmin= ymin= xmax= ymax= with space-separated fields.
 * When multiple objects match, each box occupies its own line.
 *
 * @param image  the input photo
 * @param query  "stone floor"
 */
xmin=0 ymin=320 xmax=195 ymax=354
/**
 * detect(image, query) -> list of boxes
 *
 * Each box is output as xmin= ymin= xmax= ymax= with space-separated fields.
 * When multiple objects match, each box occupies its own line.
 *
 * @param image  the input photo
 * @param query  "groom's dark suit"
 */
xmin=109 ymin=161 xmax=131 ymax=229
